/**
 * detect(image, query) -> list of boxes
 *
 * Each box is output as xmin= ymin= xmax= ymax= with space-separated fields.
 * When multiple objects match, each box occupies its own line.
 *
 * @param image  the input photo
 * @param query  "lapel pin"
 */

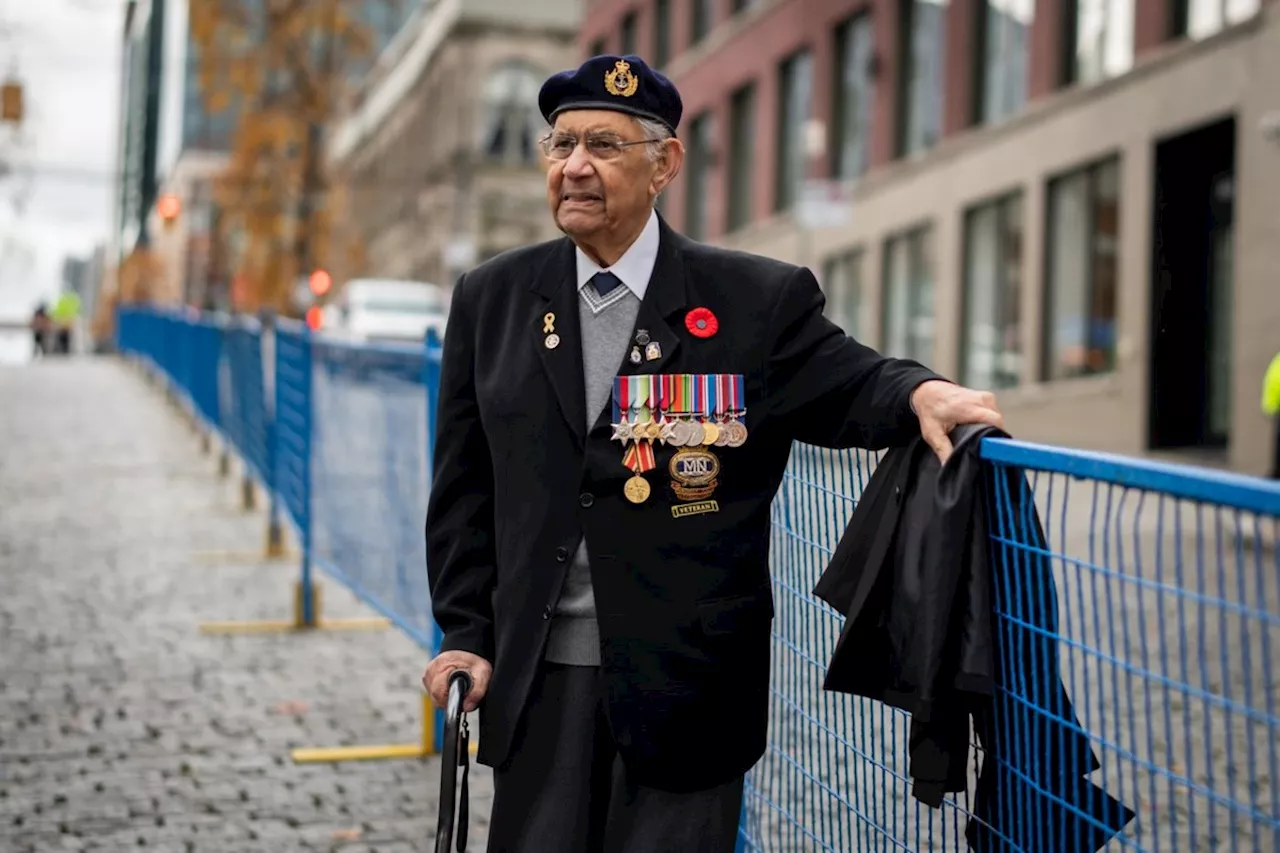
xmin=645 ymin=341 xmax=662 ymax=361
xmin=630 ymin=345 xmax=642 ymax=364
xmin=543 ymin=312 xmax=560 ymax=349
xmin=635 ymin=329 xmax=651 ymax=346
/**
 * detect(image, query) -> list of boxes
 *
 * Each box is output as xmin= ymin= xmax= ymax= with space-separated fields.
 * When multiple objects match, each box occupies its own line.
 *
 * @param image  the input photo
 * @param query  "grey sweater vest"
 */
xmin=543 ymin=284 xmax=642 ymax=666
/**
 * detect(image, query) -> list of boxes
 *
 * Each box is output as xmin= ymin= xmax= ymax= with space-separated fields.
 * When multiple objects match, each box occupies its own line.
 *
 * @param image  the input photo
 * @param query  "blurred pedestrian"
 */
xmin=29 ymin=303 xmax=50 ymax=357
xmin=51 ymin=291 xmax=81 ymax=355
xmin=1264 ymin=349 xmax=1280 ymax=479
xmin=422 ymin=53 xmax=1005 ymax=852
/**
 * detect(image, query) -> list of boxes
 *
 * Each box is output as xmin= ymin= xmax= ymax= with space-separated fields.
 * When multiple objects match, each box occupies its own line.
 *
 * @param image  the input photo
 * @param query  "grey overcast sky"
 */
xmin=0 ymin=0 xmax=123 ymax=318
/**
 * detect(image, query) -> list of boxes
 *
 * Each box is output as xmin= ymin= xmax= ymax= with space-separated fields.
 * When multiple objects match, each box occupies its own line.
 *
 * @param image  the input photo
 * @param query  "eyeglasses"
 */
xmin=539 ymin=132 xmax=664 ymax=161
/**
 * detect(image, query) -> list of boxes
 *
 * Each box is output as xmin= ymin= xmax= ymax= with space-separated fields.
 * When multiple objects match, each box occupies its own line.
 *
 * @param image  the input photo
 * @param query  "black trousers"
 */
xmin=485 ymin=663 xmax=744 ymax=853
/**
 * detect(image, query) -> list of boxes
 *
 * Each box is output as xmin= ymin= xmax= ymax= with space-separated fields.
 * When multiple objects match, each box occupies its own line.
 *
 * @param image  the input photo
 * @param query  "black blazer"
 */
xmin=814 ymin=425 xmax=1135 ymax=851
xmin=425 ymin=214 xmax=940 ymax=793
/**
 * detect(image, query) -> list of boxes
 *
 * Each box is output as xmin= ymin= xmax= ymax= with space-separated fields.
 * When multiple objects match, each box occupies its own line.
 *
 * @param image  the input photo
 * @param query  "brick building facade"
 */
xmin=579 ymin=0 xmax=1280 ymax=476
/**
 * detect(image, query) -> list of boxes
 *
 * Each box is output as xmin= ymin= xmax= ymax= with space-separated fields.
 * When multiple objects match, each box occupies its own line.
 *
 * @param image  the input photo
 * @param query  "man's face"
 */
xmin=544 ymin=110 xmax=674 ymax=244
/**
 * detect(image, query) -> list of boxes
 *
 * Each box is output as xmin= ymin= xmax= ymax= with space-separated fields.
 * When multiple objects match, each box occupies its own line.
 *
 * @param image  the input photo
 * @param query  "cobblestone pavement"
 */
xmin=0 ymin=358 xmax=494 ymax=852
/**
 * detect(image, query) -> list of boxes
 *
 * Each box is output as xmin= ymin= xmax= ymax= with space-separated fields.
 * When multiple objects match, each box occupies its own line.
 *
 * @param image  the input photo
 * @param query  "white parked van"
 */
xmin=321 ymin=278 xmax=448 ymax=345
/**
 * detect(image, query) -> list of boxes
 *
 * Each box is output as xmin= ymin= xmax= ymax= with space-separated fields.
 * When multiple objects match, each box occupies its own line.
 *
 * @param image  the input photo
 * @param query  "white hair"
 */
xmin=633 ymin=116 xmax=673 ymax=163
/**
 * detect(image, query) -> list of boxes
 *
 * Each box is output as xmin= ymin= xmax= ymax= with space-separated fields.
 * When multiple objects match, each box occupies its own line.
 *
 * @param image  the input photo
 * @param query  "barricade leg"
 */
xmin=264 ymin=494 xmax=285 ymax=559
xmin=290 ymin=693 xmax=475 ymax=765
xmin=240 ymin=473 xmax=256 ymax=511
xmin=197 ymin=557 xmax=389 ymax=634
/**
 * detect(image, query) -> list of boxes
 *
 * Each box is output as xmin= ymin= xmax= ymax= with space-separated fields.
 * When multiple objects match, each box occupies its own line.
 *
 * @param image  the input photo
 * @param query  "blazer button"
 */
xmin=542 ymin=605 xmax=552 ymax=620
xmin=579 ymin=492 xmax=595 ymax=508
xmin=555 ymin=546 xmax=569 ymax=562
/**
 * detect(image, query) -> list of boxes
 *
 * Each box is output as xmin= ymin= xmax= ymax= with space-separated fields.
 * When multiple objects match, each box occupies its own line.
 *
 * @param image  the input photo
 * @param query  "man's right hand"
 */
xmin=422 ymin=650 xmax=492 ymax=713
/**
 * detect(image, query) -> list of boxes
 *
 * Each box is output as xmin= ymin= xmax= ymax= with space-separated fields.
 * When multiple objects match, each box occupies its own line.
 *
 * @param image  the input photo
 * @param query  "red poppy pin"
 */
xmin=685 ymin=307 xmax=719 ymax=339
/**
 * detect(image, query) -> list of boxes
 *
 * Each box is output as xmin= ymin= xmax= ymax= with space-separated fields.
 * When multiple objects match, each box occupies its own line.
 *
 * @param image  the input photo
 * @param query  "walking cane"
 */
xmin=435 ymin=669 xmax=473 ymax=853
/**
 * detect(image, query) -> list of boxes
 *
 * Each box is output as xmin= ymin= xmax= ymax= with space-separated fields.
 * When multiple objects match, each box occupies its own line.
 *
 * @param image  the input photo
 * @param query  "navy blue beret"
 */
xmin=538 ymin=54 xmax=683 ymax=136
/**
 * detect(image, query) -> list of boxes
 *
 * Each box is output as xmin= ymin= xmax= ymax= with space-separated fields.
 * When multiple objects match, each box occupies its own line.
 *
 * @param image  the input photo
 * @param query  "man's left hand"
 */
xmin=910 ymin=380 xmax=1005 ymax=465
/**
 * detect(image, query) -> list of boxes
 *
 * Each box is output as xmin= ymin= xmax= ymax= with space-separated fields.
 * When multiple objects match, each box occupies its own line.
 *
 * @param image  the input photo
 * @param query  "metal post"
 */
xmin=298 ymin=322 xmax=317 ymax=627
xmin=291 ymin=0 xmax=336 ymax=296
xmin=263 ymin=311 xmax=285 ymax=558
xmin=424 ymin=327 xmax=446 ymax=749
xmin=424 ymin=328 xmax=442 ymax=472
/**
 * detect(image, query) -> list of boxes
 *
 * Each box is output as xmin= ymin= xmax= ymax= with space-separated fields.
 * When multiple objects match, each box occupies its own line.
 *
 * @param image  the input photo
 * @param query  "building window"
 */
xmin=898 ymin=0 xmax=948 ymax=157
xmin=480 ymin=62 xmax=544 ymax=166
xmin=684 ymin=111 xmax=715 ymax=241
xmin=975 ymin=0 xmax=1032 ymax=124
xmin=653 ymin=0 xmax=671 ymax=67
xmin=726 ymin=82 xmax=756 ymax=232
xmin=961 ymin=193 xmax=1024 ymax=389
xmin=589 ymin=37 xmax=606 ymax=57
xmin=1175 ymin=0 xmax=1260 ymax=38
xmin=691 ymin=0 xmax=714 ymax=45
xmin=774 ymin=48 xmax=813 ymax=213
xmin=831 ymin=14 xmax=874 ymax=180
xmin=882 ymin=225 xmax=935 ymax=363
xmin=1062 ymin=0 xmax=1134 ymax=85
xmin=1043 ymin=157 xmax=1120 ymax=380
xmin=620 ymin=11 xmax=638 ymax=55
xmin=821 ymin=249 xmax=866 ymax=340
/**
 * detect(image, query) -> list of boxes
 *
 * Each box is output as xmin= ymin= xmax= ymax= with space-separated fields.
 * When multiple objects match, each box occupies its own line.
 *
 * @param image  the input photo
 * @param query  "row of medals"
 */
xmin=614 ymin=415 xmax=748 ymax=449
xmin=618 ymin=415 xmax=747 ymax=505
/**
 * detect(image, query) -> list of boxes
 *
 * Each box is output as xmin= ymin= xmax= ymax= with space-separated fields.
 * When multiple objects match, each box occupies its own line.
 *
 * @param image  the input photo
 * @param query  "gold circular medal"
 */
xmin=701 ymin=422 xmax=720 ymax=446
xmin=623 ymin=475 xmax=651 ymax=504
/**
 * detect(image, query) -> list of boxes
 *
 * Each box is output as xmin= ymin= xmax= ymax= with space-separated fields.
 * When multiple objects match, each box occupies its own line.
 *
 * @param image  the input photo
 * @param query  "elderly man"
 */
xmin=423 ymin=54 xmax=1003 ymax=852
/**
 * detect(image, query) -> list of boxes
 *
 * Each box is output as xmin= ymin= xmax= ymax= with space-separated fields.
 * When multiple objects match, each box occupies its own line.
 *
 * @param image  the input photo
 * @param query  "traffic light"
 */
xmin=157 ymin=193 xmax=182 ymax=229
xmin=1 ymin=80 xmax=23 ymax=124
xmin=308 ymin=269 xmax=332 ymax=297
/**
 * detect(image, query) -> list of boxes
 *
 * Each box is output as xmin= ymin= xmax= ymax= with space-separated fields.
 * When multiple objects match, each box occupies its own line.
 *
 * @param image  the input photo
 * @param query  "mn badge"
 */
xmin=669 ymin=447 xmax=720 ymax=502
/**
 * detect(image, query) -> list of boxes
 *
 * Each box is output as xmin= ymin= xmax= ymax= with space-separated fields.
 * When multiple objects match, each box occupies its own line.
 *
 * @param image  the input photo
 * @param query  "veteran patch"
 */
xmin=672 ymin=500 xmax=719 ymax=519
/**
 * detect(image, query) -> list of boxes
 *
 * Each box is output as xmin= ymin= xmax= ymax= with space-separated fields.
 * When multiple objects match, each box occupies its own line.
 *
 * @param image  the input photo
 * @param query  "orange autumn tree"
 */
xmin=189 ymin=0 xmax=405 ymax=313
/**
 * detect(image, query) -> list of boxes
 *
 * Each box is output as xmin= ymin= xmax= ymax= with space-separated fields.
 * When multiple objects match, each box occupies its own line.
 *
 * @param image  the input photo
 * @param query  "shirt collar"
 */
xmin=575 ymin=209 xmax=659 ymax=300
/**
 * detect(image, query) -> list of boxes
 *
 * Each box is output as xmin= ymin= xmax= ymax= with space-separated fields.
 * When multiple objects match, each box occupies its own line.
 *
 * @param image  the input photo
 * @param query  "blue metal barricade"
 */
xmin=220 ymin=318 xmax=270 ymax=490
xmin=307 ymin=335 xmax=435 ymax=646
xmin=116 ymin=303 xmax=1280 ymax=850
xmin=741 ymin=439 xmax=1280 ymax=851
xmin=115 ymin=305 xmax=222 ymax=433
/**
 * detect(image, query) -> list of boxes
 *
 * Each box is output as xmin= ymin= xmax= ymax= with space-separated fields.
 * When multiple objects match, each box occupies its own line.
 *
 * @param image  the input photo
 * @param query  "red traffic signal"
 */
xmin=308 ymin=269 xmax=332 ymax=296
xmin=157 ymin=193 xmax=182 ymax=223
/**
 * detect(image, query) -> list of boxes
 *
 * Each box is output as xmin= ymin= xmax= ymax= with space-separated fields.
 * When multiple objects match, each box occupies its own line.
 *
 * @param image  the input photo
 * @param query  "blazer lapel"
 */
xmin=530 ymin=238 xmax=588 ymax=448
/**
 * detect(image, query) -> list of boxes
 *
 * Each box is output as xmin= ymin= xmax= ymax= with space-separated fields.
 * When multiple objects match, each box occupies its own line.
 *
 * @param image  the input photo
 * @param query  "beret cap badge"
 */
xmin=604 ymin=59 xmax=639 ymax=98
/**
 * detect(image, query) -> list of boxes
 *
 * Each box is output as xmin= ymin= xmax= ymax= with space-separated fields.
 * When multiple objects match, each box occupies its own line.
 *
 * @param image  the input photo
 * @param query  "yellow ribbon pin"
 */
xmin=543 ymin=313 xmax=556 ymax=334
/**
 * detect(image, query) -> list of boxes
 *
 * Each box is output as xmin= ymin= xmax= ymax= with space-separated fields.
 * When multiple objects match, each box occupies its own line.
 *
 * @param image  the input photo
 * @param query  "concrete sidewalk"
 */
xmin=0 ymin=357 xmax=493 ymax=852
